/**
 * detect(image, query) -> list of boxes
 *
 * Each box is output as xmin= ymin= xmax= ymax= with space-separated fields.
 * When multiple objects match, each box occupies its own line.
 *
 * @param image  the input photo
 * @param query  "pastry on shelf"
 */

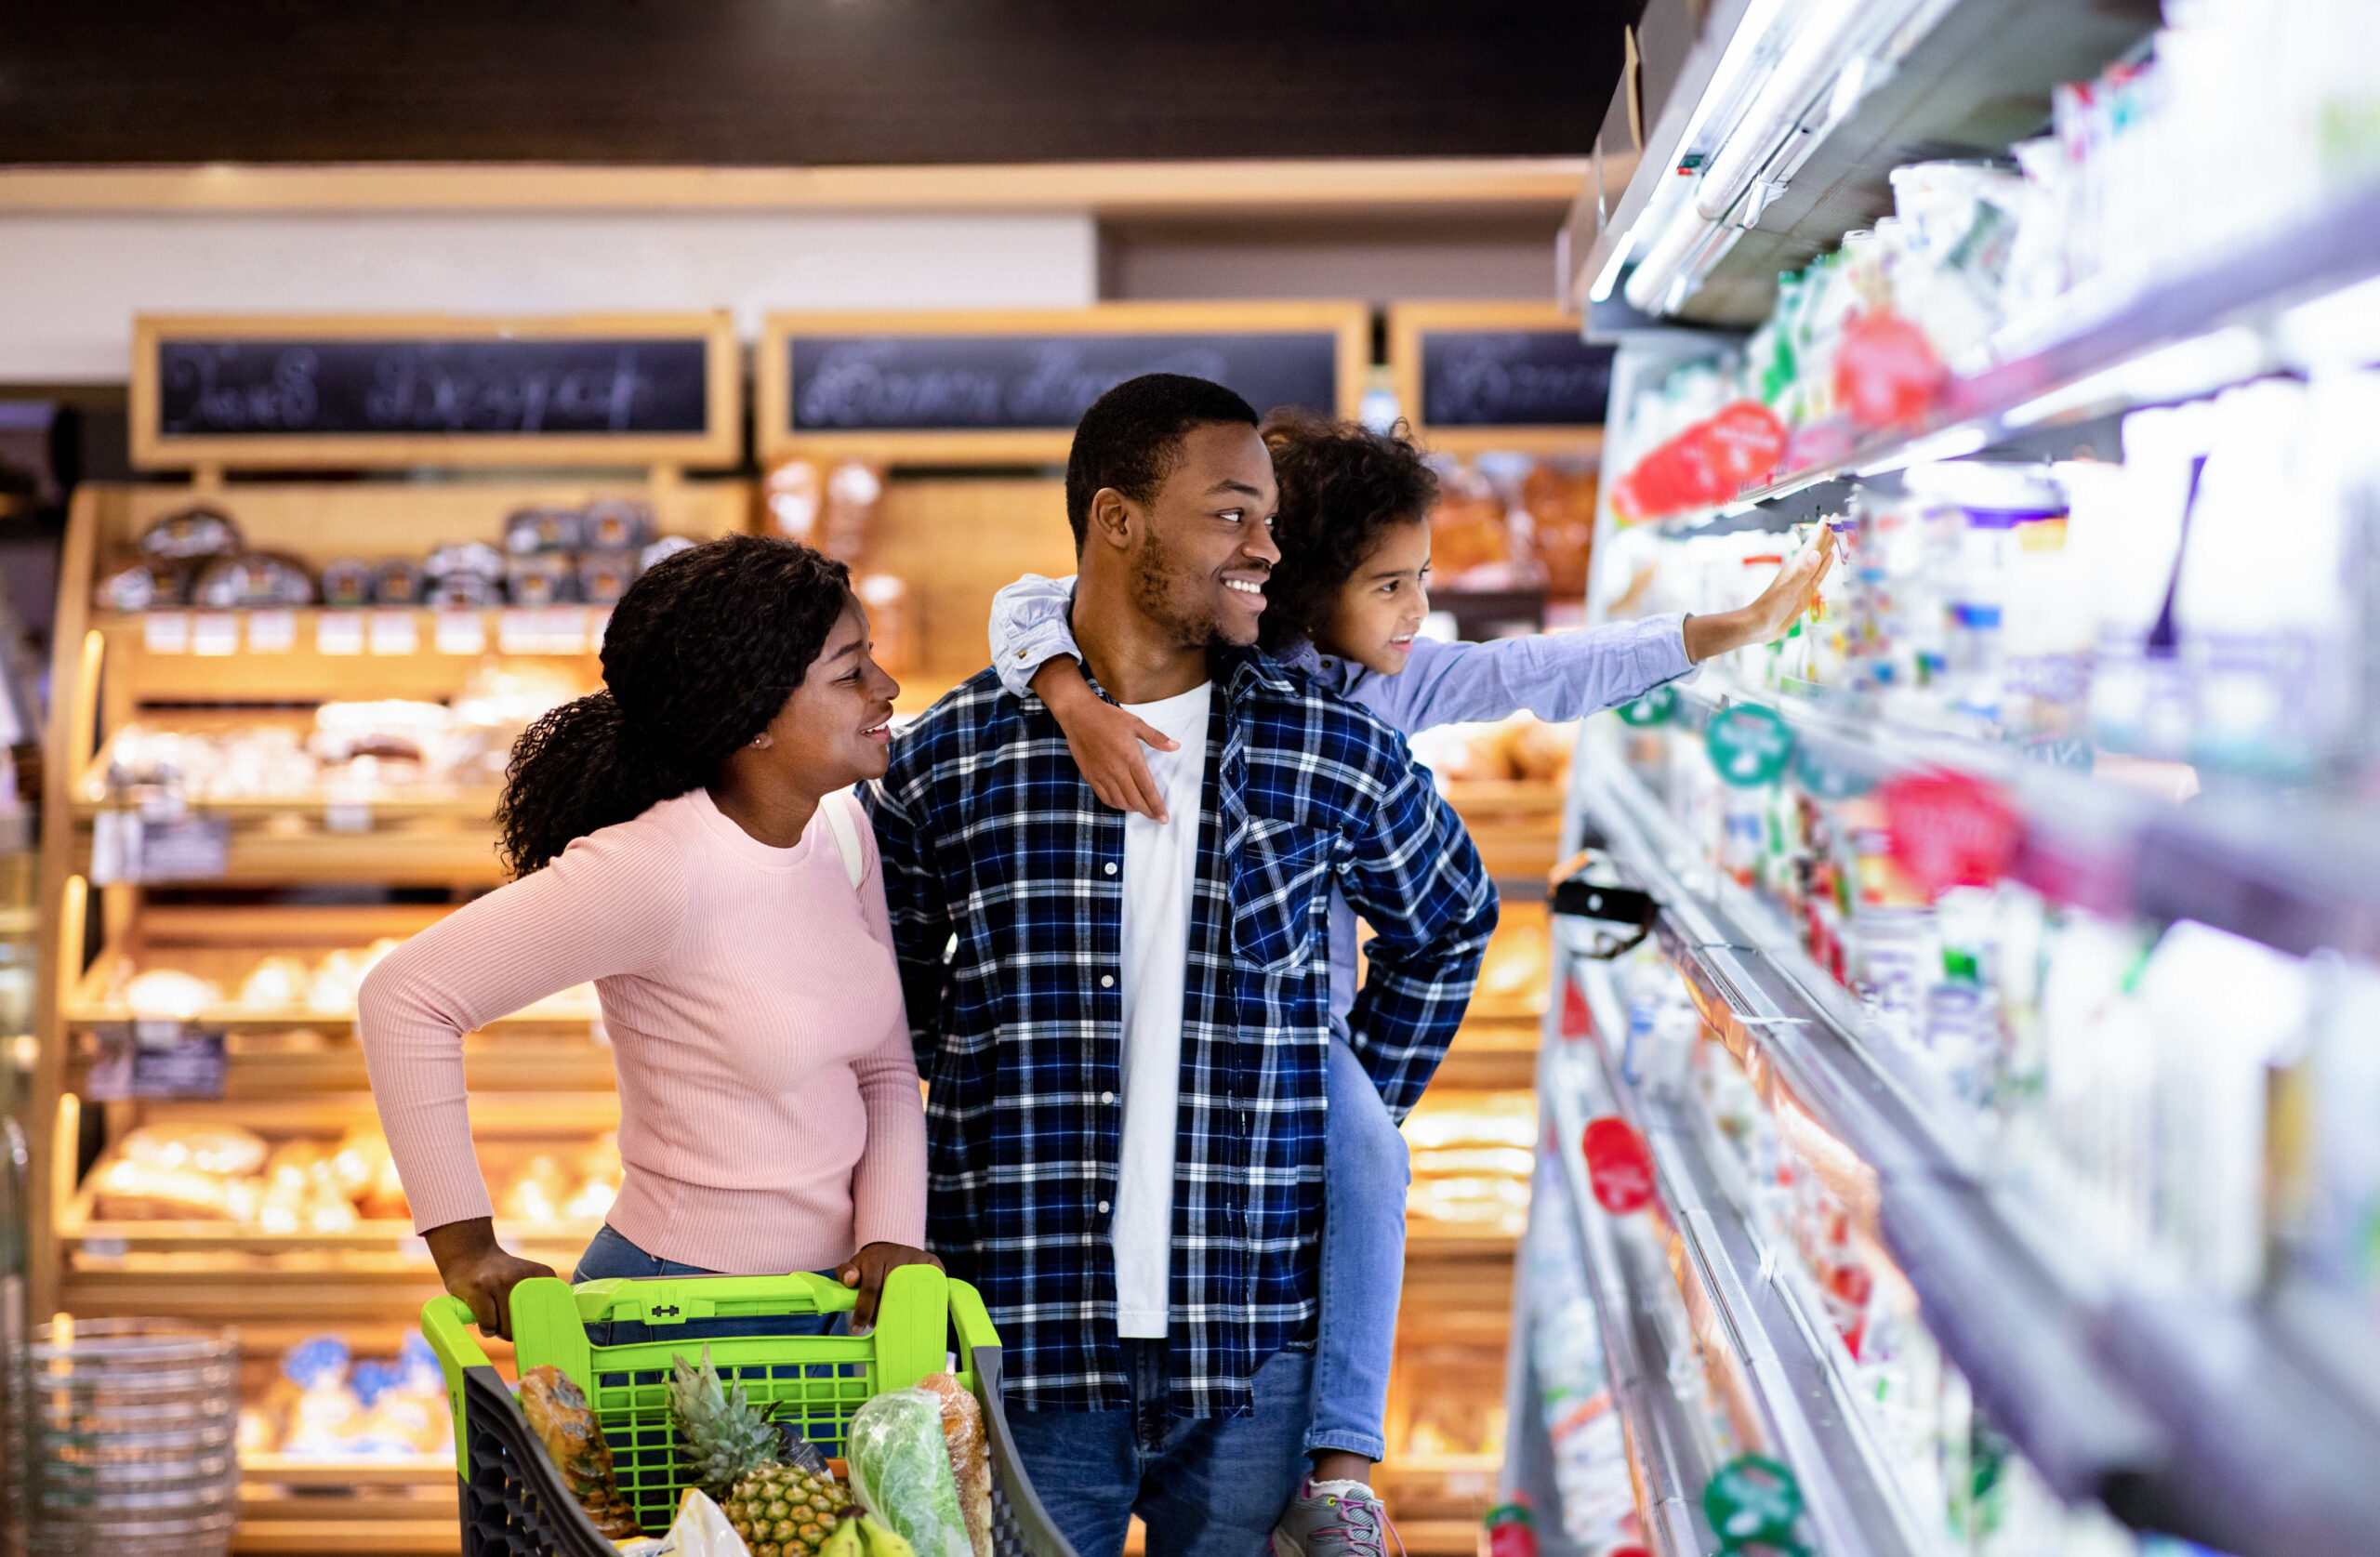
xmin=1476 ymin=917 xmax=1552 ymax=1008
xmin=1402 ymin=1090 xmax=1539 ymax=1152
xmin=124 ymin=968 xmax=222 ymax=1021
xmin=236 ymin=956 xmax=311 ymax=1011
xmin=1405 ymin=1175 xmax=1530 ymax=1234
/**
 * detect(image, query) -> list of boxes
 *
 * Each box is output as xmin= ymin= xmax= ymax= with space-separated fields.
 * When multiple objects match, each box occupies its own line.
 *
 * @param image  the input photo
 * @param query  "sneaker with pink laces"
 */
xmin=1270 ymin=1478 xmax=1402 ymax=1557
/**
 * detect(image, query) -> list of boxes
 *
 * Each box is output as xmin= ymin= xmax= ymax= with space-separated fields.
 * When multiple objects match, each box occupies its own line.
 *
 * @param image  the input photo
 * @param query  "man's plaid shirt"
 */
xmin=866 ymin=648 xmax=1496 ymax=1418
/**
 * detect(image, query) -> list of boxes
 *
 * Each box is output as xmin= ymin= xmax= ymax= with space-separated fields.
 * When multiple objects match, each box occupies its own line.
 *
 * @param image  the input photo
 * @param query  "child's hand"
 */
xmin=1031 ymin=656 xmax=1181 ymax=822
xmin=1683 ymin=524 xmax=1840 ymax=661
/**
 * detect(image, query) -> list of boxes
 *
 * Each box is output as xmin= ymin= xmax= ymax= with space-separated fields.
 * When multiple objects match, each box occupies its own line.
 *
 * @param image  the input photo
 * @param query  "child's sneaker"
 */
xmin=1270 ymin=1479 xmax=1400 ymax=1557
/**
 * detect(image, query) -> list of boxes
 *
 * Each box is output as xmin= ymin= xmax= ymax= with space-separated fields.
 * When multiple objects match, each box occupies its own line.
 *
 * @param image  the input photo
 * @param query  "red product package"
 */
xmin=1581 ymin=1116 xmax=1658 ymax=1214
xmin=1611 ymin=401 xmax=1788 ymax=521
xmin=1833 ymin=310 xmax=1947 ymax=429
xmin=1880 ymin=769 xmax=2021 ymax=897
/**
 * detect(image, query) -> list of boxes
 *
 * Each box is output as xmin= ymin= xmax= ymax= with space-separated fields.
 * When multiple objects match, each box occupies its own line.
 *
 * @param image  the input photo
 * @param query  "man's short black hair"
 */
xmin=1064 ymin=373 xmax=1261 ymax=549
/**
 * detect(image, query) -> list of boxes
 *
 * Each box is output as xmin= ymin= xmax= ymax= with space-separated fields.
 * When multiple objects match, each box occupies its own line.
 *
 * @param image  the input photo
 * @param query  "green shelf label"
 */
xmin=1704 ymin=1454 xmax=1804 ymax=1548
xmin=1705 ymin=703 xmax=1794 ymax=787
xmin=1617 ymin=685 xmax=1678 ymax=727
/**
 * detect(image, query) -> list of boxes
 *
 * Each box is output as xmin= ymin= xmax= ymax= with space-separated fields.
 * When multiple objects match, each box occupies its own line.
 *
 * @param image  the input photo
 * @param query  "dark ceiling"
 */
xmin=0 ymin=2 xmax=1628 ymax=166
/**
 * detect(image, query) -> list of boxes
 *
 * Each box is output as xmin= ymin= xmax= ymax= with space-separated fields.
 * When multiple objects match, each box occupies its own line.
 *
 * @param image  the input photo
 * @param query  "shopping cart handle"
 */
xmin=422 ymin=1294 xmax=493 ymax=1374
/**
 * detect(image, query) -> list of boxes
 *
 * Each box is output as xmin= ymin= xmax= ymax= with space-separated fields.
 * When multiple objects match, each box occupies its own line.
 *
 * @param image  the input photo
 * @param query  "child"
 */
xmin=990 ymin=414 xmax=1833 ymax=1557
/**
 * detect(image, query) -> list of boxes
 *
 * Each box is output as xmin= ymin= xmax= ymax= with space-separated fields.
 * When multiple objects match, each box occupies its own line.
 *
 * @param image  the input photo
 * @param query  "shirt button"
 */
xmin=1098 ymin=1200 xmax=1111 ymax=1214
xmin=1102 ymin=1091 xmax=1116 ymax=1104
xmin=1100 ymin=974 xmax=1115 ymax=988
xmin=1104 ymin=862 xmax=1117 ymax=876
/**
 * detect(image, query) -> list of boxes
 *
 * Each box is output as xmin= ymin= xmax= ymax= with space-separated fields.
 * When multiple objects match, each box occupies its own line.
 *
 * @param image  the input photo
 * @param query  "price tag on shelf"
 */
xmin=141 ymin=612 xmax=191 ymax=653
xmin=93 ymin=811 xmax=230 ymax=885
xmin=246 ymin=611 xmax=298 ymax=653
xmin=1702 ymin=1456 xmax=1804 ymax=1550
xmin=538 ymin=607 xmax=588 ymax=655
xmin=1705 ymin=702 xmax=1794 ymax=787
xmin=1617 ymin=685 xmax=1676 ymax=726
xmin=589 ymin=608 xmax=613 ymax=649
xmin=368 ymin=610 xmax=419 ymax=655
xmin=88 ymin=1022 xmax=228 ymax=1101
xmin=316 ymin=611 xmax=366 ymax=655
xmin=434 ymin=611 xmax=487 ymax=655
xmin=189 ymin=613 xmax=239 ymax=655
xmin=324 ymin=802 xmax=373 ymax=834
xmin=496 ymin=609 xmax=538 ymax=655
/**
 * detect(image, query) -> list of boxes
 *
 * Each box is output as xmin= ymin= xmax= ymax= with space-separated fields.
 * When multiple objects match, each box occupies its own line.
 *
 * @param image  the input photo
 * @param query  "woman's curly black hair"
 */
xmin=1256 ymin=411 xmax=1439 ymax=653
xmin=495 ymin=534 xmax=852 ymax=877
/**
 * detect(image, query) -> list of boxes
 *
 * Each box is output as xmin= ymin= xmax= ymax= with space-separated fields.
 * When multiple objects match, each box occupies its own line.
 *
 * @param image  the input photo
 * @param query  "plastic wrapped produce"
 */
xmin=139 ymin=505 xmax=243 ymax=561
xmin=519 ymin=1365 xmax=643 ymax=1538
xmin=845 ymin=1388 xmax=971 ymax=1557
xmin=914 ymin=1375 xmax=991 ymax=1557
xmin=192 ymin=551 xmax=317 ymax=608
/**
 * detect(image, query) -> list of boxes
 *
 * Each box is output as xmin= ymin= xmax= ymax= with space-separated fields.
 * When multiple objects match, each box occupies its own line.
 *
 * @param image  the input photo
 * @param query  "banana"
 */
xmin=857 ymin=1514 xmax=917 ymax=1557
xmin=820 ymin=1515 xmax=866 ymax=1557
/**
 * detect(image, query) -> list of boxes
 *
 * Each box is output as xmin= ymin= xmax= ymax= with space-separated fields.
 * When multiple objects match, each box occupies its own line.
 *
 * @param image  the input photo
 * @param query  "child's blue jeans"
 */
xmin=1308 ymin=1036 xmax=1409 ymax=1463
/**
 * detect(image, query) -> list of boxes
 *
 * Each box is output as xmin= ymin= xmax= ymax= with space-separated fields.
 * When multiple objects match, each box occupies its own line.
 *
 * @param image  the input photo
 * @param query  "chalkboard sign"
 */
xmin=761 ymin=305 xmax=1368 ymax=463
xmin=1419 ymin=330 xmax=1614 ymax=427
xmin=132 ymin=313 xmax=740 ymax=469
xmin=158 ymin=339 xmax=709 ymax=438
xmin=789 ymin=333 xmax=1339 ymax=433
xmin=1387 ymin=304 xmax=1609 ymax=456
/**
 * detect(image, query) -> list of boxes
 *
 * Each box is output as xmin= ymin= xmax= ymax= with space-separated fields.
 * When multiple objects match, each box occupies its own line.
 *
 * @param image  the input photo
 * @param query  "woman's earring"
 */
xmin=750 ymin=733 xmax=772 ymax=749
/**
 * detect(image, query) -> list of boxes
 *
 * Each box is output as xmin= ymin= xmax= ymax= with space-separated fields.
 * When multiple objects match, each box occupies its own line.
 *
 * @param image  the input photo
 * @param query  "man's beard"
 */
xmin=1128 ymin=524 xmax=1223 ymax=649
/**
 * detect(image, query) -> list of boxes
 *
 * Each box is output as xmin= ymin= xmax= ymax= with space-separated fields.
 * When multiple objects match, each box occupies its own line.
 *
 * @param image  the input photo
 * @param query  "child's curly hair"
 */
xmin=1256 ymin=411 xmax=1439 ymax=653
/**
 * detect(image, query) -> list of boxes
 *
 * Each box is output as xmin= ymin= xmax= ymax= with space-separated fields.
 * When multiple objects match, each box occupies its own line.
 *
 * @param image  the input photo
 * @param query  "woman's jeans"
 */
xmin=1308 ymin=1036 xmax=1409 ymax=1463
xmin=571 ymin=1223 xmax=843 ymax=1346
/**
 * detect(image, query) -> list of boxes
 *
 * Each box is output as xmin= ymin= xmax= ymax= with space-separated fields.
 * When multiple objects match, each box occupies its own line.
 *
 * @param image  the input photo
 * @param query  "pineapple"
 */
xmin=668 ymin=1347 xmax=853 ymax=1557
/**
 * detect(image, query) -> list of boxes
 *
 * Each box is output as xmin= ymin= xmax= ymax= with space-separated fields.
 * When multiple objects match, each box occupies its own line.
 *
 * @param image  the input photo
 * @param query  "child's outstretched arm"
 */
xmin=1357 ymin=526 xmax=1838 ymax=734
xmin=989 ymin=572 xmax=1178 ymax=821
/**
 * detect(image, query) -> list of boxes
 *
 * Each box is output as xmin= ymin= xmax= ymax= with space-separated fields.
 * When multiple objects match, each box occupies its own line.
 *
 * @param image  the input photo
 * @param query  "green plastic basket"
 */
xmin=423 ymin=1266 xmax=1077 ymax=1557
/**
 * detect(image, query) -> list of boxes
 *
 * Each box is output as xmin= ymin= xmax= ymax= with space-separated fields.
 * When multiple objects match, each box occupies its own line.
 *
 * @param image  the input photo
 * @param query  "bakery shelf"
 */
xmin=62 ymin=903 xmax=596 ymax=1030
xmin=240 ymin=1457 xmax=456 ymax=1489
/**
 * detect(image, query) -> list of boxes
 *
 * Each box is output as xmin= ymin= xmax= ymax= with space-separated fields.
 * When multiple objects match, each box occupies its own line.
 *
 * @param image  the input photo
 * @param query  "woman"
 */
xmin=359 ymin=534 xmax=934 ymax=1340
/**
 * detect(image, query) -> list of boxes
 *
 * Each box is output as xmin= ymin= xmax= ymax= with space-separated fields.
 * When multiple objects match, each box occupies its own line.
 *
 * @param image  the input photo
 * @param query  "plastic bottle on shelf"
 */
xmin=2172 ymin=378 xmax=2342 ymax=779
xmin=2082 ymin=402 xmax=2213 ymax=759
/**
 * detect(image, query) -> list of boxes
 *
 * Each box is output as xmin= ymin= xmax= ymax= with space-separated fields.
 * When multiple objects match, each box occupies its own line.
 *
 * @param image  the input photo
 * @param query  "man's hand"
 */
xmin=423 ymin=1217 xmax=555 ymax=1340
xmin=1032 ymin=657 xmax=1180 ymax=822
xmin=836 ymin=1242 xmax=945 ymax=1330
xmin=1683 ymin=524 xmax=1840 ymax=662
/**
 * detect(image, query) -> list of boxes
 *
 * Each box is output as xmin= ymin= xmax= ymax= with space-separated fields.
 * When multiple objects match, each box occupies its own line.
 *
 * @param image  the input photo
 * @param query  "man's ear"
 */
xmin=1087 ymin=486 xmax=1138 ymax=552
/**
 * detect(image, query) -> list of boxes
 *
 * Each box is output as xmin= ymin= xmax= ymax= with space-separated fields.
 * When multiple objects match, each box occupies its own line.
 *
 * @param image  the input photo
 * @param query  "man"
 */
xmin=869 ymin=374 xmax=1496 ymax=1557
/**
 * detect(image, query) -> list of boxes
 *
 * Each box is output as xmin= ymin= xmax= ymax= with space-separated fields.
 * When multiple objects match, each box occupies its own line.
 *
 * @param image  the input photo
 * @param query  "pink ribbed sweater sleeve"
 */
xmin=357 ymin=831 xmax=689 ymax=1233
xmin=847 ymin=819 xmax=929 ymax=1250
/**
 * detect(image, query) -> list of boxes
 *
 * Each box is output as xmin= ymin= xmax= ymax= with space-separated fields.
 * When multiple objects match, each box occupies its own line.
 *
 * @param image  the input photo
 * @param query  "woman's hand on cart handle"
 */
xmin=424 ymin=1217 xmax=557 ymax=1341
xmin=838 ymin=1241 xmax=945 ymax=1331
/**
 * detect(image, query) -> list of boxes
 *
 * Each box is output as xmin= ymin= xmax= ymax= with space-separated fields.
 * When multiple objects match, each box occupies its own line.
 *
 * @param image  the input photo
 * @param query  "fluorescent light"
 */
xmin=1695 ymin=0 xmax=1871 ymax=225
xmin=1857 ymin=424 xmax=1988 ymax=475
xmin=1590 ymin=232 xmax=1635 ymax=303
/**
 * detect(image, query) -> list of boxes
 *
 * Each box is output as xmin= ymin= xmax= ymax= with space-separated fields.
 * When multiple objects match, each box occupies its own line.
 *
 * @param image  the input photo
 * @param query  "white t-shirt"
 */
xmin=1110 ymin=680 xmax=1214 ymax=1339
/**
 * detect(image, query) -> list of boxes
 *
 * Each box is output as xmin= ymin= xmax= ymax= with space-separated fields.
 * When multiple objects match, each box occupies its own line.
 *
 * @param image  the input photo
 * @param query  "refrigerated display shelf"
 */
xmin=1582 ymin=0 xmax=2154 ymax=329
xmin=1564 ymin=737 xmax=2380 ymax=1556
xmin=1538 ymin=1036 xmax=1721 ymax=1557
xmin=1675 ymin=171 xmax=2380 ymax=525
xmin=1551 ymin=965 xmax=1943 ymax=1557
xmin=1662 ymin=676 xmax=2380 ymax=970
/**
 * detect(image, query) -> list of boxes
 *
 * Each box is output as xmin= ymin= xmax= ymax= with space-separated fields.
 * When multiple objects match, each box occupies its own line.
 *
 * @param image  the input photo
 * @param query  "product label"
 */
xmin=90 ymin=811 xmax=231 ymax=885
xmin=1881 ymin=771 xmax=2020 ymax=895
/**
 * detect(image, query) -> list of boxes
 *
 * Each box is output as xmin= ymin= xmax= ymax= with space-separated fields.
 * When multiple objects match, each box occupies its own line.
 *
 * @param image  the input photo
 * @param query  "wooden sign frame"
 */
xmin=758 ymin=301 xmax=1369 ymax=465
xmin=130 ymin=311 xmax=742 ymax=471
xmin=1388 ymin=301 xmax=1608 ymax=458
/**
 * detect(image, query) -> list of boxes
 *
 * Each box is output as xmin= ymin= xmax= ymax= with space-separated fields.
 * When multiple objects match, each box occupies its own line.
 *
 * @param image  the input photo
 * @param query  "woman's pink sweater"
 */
xmin=357 ymin=788 xmax=927 ymax=1274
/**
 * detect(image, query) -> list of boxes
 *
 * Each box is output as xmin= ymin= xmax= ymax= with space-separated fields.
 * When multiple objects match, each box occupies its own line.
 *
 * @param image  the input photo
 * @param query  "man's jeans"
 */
xmin=1004 ymin=1340 xmax=1314 ymax=1557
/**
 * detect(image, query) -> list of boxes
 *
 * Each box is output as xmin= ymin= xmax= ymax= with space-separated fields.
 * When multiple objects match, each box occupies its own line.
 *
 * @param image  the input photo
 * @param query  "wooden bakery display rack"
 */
xmin=30 ymin=311 xmax=748 ymax=1555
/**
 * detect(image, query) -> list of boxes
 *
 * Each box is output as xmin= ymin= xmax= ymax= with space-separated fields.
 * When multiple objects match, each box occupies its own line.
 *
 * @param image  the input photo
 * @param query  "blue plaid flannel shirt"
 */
xmin=866 ymin=647 xmax=1496 ymax=1418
